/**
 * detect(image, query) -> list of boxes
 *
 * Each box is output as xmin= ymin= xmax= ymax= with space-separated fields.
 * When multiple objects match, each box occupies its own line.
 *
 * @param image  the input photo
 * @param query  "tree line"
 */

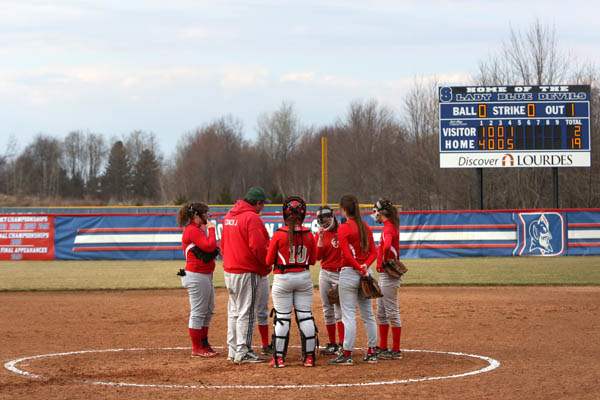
xmin=1 ymin=22 xmax=598 ymax=209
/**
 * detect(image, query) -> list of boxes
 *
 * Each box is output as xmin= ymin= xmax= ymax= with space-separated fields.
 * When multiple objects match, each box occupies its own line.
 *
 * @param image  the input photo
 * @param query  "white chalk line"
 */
xmin=4 ymin=346 xmax=500 ymax=389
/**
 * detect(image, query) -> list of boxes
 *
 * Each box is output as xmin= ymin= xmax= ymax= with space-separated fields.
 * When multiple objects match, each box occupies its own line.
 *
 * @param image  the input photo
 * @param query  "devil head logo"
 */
xmin=528 ymin=214 xmax=553 ymax=255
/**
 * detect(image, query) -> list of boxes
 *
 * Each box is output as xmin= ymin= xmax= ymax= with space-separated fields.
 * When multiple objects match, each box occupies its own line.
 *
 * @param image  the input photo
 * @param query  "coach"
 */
xmin=221 ymin=186 xmax=270 ymax=364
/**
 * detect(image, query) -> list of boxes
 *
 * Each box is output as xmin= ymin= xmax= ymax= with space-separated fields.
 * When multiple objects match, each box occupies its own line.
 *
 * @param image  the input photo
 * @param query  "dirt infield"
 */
xmin=1 ymin=287 xmax=599 ymax=399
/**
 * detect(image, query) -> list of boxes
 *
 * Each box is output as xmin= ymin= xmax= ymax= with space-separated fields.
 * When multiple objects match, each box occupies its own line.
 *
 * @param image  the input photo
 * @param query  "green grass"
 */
xmin=1 ymin=257 xmax=600 ymax=291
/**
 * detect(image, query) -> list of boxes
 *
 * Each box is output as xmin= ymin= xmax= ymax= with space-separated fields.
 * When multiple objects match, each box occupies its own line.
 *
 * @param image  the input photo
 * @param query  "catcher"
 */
xmin=315 ymin=206 xmax=344 ymax=355
xmin=265 ymin=196 xmax=318 ymax=368
xmin=373 ymin=199 xmax=405 ymax=360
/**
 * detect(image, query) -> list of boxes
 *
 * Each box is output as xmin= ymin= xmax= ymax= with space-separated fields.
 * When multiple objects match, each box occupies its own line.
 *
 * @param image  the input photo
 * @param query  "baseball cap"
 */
xmin=244 ymin=186 xmax=270 ymax=204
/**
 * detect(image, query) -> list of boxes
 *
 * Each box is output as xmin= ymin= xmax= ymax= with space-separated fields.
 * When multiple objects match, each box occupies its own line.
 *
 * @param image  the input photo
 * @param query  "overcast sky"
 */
xmin=1 ymin=0 xmax=598 ymax=156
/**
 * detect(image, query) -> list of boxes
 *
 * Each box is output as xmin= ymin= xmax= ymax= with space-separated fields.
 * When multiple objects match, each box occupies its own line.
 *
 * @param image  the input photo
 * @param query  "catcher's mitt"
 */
xmin=359 ymin=275 xmax=383 ymax=299
xmin=327 ymin=286 xmax=340 ymax=305
xmin=382 ymin=259 xmax=408 ymax=279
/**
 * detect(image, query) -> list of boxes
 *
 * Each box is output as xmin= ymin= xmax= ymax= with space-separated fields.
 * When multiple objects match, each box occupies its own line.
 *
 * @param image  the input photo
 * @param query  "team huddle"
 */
xmin=177 ymin=187 xmax=403 ymax=367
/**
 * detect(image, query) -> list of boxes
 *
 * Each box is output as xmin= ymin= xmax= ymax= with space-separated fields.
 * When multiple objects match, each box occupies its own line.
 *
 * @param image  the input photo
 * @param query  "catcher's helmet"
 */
xmin=316 ymin=205 xmax=337 ymax=229
xmin=373 ymin=199 xmax=393 ymax=213
xmin=283 ymin=196 xmax=307 ymax=223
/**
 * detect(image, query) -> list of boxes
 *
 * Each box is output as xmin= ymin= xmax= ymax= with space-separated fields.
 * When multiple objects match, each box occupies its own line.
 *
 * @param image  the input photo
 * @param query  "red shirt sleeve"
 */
xmin=377 ymin=225 xmax=394 ymax=268
xmin=266 ymin=231 xmax=281 ymax=267
xmin=248 ymin=215 xmax=269 ymax=269
xmin=364 ymin=227 xmax=377 ymax=268
xmin=306 ymin=231 xmax=316 ymax=265
xmin=315 ymin=232 xmax=325 ymax=261
xmin=191 ymin=226 xmax=217 ymax=253
xmin=338 ymin=223 xmax=362 ymax=270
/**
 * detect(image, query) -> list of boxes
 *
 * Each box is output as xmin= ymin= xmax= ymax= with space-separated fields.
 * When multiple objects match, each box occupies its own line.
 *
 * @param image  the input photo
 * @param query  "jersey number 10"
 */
xmin=289 ymin=245 xmax=308 ymax=264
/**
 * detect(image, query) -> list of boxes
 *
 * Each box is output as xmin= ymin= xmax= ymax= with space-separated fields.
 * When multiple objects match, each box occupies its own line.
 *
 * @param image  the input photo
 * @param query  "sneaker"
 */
xmin=261 ymin=343 xmax=274 ymax=356
xmin=321 ymin=343 xmax=339 ymax=355
xmin=234 ymin=351 xmax=265 ymax=364
xmin=363 ymin=350 xmax=378 ymax=364
xmin=270 ymin=355 xmax=286 ymax=368
xmin=303 ymin=354 xmax=315 ymax=367
xmin=380 ymin=350 xmax=403 ymax=360
xmin=328 ymin=353 xmax=353 ymax=366
xmin=191 ymin=348 xmax=218 ymax=358
xmin=374 ymin=346 xmax=386 ymax=356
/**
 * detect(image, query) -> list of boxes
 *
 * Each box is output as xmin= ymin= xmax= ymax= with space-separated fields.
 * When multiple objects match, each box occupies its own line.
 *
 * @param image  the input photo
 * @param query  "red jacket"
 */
xmin=338 ymin=219 xmax=376 ymax=272
xmin=315 ymin=229 xmax=343 ymax=272
xmin=181 ymin=222 xmax=217 ymax=274
xmin=222 ymin=200 xmax=270 ymax=275
xmin=377 ymin=220 xmax=400 ymax=272
xmin=266 ymin=226 xmax=316 ymax=274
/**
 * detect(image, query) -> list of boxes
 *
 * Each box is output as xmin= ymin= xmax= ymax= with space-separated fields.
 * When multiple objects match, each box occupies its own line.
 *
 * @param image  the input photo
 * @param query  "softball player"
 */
xmin=329 ymin=195 xmax=378 ymax=366
xmin=315 ymin=206 xmax=344 ymax=355
xmin=178 ymin=202 xmax=219 ymax=358
xmin=265 ymin=196 xmax=318 ymax=368
xmin=373 ymin=199 xmax=403 ymax=359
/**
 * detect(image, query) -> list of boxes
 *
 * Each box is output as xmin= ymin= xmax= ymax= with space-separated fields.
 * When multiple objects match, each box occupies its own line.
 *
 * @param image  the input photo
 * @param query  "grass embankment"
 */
xmin=1 ymin=257 xmax=600 ymax=291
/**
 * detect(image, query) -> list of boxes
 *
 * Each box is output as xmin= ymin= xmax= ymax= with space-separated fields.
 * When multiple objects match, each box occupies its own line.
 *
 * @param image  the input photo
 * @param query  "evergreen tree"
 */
xmin=132 ymin=148 xmax=161 ymax=201
xmin=101 ymin=141 xmax=131 ymax=202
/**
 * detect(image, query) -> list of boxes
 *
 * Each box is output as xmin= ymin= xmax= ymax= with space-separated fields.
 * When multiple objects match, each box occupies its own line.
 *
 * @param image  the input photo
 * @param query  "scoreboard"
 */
xmin=438 ymin=85 xmax=591 ymax=168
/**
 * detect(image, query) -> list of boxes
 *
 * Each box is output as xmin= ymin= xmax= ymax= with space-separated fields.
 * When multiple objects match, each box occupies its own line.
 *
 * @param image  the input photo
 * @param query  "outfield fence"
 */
xmin=1 ymin=206 xmax=599 ymax=260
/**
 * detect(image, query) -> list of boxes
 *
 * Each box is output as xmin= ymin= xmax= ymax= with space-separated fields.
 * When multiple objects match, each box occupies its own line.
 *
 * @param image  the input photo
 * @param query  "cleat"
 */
xmin=191 ymin=348 xmax=218 ymax=358
xmin=374 ymin=346 xmax=386 ymax=356
xmin=261 ymin=343 xmax=274 ymax=356
xmin=234 ymin=350 xmax=265 ymax=364
xmin=379 ymin=350 xmax=403 ymax=360
xmin=303 ymin=354 xmax=315 ymax=367
xmin=328 ymin=353 xmax=353 ymax=366
xmin=270 ymin=355 xmax=286 ymax=368
xmin=363 ymin=347 xmax=378 ymax=364
xmin=321 ymin=343 xmax=339 ymax=355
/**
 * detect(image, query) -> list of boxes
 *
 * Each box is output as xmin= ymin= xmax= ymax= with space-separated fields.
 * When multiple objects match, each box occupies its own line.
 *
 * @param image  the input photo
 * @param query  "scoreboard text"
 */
xmin=438 ymin=85 xmax=591 ymax=168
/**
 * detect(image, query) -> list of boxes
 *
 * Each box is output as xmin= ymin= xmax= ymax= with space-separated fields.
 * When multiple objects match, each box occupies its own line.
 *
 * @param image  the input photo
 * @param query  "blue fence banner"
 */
xmin=2 ymin=206 xmax=600 ymax=260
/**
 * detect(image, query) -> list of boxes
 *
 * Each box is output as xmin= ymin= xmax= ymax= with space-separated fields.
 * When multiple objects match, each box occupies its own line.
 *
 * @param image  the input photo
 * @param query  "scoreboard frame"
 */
xmin=438 ymin=85 xmax=591 ymax=168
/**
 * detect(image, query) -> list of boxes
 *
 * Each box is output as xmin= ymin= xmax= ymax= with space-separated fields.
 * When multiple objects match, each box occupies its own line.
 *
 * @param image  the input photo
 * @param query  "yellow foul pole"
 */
xmin=321 ymin=136 xmax=328 ymax=205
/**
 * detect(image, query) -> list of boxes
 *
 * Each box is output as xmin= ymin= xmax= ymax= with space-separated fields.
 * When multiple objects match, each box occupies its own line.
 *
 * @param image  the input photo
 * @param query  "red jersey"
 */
xmin=377 ymin=220 xmax=400 ymax=272
xmin=221 ymin=200 xmax=270 ymax=276
xmin=315 ymin=229 xmax=343 ymax=272
xmin=266 ymin=226 xmax=316 ymax=274
xmin=338 ymin=219 xmax=376 ymax=271
xmin=181 ymin=222 xmax=217 ymax=274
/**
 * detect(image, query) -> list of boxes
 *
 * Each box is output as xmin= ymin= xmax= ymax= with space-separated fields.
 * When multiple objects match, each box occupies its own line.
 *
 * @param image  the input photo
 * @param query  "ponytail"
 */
xmin=177 ymin=203 xmax=191 ymax=227
xmin=286 ymin=215 xmax=299 ymax=254
xmin=383 ymin=204 xmax=400 ymax=230
xmin=340 ymin=194 xmax=368 ymax=253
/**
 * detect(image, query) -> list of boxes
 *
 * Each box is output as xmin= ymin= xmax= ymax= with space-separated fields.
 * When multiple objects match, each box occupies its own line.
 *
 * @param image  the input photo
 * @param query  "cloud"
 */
xmin=220 ymin=67 xmax=269 ymax=89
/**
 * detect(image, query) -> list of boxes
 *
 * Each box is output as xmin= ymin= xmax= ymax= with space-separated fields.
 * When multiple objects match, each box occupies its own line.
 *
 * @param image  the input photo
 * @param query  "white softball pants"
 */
xmin=318 ymin=269 xmax=342 ymax=325
xmin=376 ymin=271 xmax=402 ymax=327
xmin=339 ymin=267 xmax=377 ymax=351
xmin=181 ymin=271 xmax=215 ymax=329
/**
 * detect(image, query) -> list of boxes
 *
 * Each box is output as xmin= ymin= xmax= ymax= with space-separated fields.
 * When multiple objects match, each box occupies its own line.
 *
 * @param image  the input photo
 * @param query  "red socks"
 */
xmin=343 ymin=350 xmax=352 ymax=357
xmin=392 ymin=326 xmax=402 ymax=352
xmin=378 ymin=324 xmax=390 ymax=349
xmin=188 ymin=327 xmax=205 ymax=352
xmin=258 ymin=324 xmax=269 ymax=347
xmin=336 ymin=321 xmax=345 ymax=344
xmin=326 ymin=324 xmax=336 ymax=344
